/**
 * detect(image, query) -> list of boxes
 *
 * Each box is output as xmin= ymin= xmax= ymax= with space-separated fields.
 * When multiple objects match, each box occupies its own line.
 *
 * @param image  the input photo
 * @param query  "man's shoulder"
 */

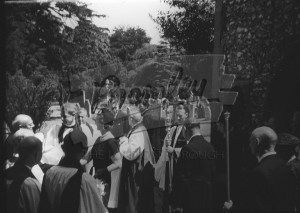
xmin=132 ymin=123 xmax=147 ymax=134
xmin=5 ymin=165 xmax=17 ymax=178
xmin=45 ymin=165 xmax=77 ymax=180
xmin=6 ymin=163 xmax=29 ymax=180
xmin=107 ymin=138 xmax=118 ymax=146
xmin=189 ymin=135 xmax=213 ymax=148
xmin=253 ymin=155 xmax=284 ymax=173
xmin=22 ymin=177 xmax=41 ymax=189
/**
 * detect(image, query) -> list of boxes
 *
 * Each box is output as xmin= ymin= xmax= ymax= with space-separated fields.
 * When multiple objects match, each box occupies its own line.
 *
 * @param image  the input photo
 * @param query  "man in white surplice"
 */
xmin=118 ymin=106 xmax=156 ymax=213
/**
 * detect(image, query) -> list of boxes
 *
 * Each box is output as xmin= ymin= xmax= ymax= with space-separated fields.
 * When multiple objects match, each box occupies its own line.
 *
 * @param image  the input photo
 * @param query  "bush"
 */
xmin=5 ymin=69 xmax=59 ymax=131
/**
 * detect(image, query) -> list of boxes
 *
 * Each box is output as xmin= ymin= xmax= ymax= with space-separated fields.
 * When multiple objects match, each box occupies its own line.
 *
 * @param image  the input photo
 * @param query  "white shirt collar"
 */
xmin=258 ymin=151 xmax=276 ymax=163
xmin=24 ymin=164 xmax=44 ymax=185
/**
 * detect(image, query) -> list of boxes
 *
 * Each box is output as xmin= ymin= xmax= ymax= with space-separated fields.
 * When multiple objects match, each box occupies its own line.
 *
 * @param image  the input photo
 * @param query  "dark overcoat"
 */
xmin=178 ymin=135 xmax=216 ymax=213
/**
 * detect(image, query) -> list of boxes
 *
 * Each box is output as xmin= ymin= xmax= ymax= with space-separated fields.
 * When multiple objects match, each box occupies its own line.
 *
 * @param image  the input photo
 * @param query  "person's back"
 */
xmin=41 ymin=165 xmax=105 ymax=213
xmin=251 ymin=154 xmax=296 ymax=212
xmin=178 ymin=120 xmax=215 ymax=213
xmin=6 ymin=162 xmax=41 ymax=213
xmin=181 ymin=135 xmax=215 ymax=181
xmin=289 ymin=157 xmax=300 ymax=212
xmin=247 ymin=126 xmax=297 ymax=212
xmin=38 ymin=129 xmax=107 ymax=213
xmin=6 ymin=136 xmax=43 ymax=213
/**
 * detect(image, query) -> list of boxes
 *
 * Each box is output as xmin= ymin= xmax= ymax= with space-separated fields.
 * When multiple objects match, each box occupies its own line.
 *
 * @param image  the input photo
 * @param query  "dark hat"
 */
xmin=65 ymin=129 xmax=88 ymax=148
xmin=99 ymin=108 xmax=114 ymax=125
xmin=277 ymin=133 xmax=300 ymax=146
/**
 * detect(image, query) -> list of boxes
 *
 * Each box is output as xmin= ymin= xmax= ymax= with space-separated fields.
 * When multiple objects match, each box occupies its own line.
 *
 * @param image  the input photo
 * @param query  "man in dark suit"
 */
xmin=245 ymin=126 xmax=296 ymax=212
xmin=247 ymin=127 xmax=296 ymax=212
xmin=6 ymin=136 xmax=43 ymax=213
xmin=224 ymin=126 xmax=297 ymax=212
xmin=177 ymin=118 xmax=216 ymax=213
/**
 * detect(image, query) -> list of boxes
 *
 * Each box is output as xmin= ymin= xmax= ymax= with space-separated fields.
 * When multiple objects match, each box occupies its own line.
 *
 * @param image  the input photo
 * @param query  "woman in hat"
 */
xmin=91 ymin=108 xmax=122 ymax=213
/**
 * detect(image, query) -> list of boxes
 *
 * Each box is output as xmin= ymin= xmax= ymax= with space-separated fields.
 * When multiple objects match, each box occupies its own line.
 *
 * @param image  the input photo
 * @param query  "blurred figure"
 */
xmin=5 ymin=128 xmax=35 ymax=169
xmin=292 ymin=111 xmax=300 ymax=138
xmin=247 ymin=127 xmax=296 ymax=212
xmin=276 ymin=133 xmax=300 ymax=163
xmin=290 ymin=142 xmax=300 ymax=212
xmin=78 ymin=107 xmax=88 ymax=125
xmin=43 ymin=103 xmax=80 ymax=165
xmin=118 ymin=106 xmax=156 ymax=213
xmin=92 ymin=75 xmax=121 ymax=114
xmin=38 ymin=130 xmax=107 ymax=213
xmin=6 ymin=136 xmax=43 ymax=213
xmin=110 ymin=88 xmax=130 ymax=139
xmin=276 ymin=133 xmax=300 ymax=212
xmin=91 ymin=108 xmax=122 ymax=213
xmin=5 ymin=129 xmax=45 ymax=183
xmin=11 ymin=114 xmax=35 ymax=131
xmin=79 ymin=107 xmax=100 ymax=139
xmin=155 ymin=102 xmax=189 ymax=212
xmin=5 ymin=114 xmax=36 ymax=161
xmin=227 ymin=126 xmax=296 ymax=212
xmin=128 ymin=87 xmax=143 ymax=106
xmin=3 ymin=121 xmax=11 ymax=142
xmin=178 ymin=118 xmax=216 ymax=213
xmin=79 ymin=107 xmax=100 ymax=173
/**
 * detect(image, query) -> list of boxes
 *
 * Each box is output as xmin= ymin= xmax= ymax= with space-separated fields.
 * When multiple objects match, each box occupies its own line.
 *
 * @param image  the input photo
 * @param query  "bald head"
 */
xmin=18 ymin=136 xmax=42 ymax=165
xmin=250 ymin=126 xmax=278 ymax=157
xmin=11 ymin=128 xmax=35 ymax=153
xmin=12 ymin=114 xmax=34 ymax=131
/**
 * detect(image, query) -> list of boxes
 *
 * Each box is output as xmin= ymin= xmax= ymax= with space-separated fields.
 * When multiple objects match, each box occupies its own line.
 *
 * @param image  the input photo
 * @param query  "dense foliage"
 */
xmin=5 ymin=1 xmax=110 ymax=129
xmin=152 ymin=0 xmax=215 ymax=54
xmin=222 ymin=0 xmax=300 ymax=129
xmin=109 ymin=26 xmax=151 ymax=61
xmin=6 ymin=69 xmax=59 ymax=131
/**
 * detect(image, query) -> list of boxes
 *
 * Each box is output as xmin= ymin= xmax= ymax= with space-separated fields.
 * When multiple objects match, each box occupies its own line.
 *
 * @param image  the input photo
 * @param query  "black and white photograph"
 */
xmin=1 ymin=0 xmax=300 ymax=212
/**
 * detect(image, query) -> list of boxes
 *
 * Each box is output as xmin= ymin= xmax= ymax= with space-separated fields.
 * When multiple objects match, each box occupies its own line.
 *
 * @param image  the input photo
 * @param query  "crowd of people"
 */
xmin=2 ymin=74 xmax=300 ymax=213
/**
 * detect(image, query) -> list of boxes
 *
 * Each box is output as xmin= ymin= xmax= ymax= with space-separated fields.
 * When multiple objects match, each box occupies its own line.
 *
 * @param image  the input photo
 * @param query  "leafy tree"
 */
xmin=5 ymin=1 xmax=110 ymax=128
xmin=5 ymin=70 xmax=59 ymax=131
xmin=109 ymin=26 xmax=151 ymax=61
xmin=152 ymin=0 xmax=215 ymax=54
xmin=222 ymin=0 xmax=300 ymax=129
xmin=5 ymin=1 xmax=110 ymax=77
xmin=57 ymin=2 xmax=110 ymax=75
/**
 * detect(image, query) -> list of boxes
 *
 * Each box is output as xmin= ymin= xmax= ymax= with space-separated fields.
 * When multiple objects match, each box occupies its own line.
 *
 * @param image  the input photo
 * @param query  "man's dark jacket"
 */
xmin=245 ymin=154 xmax=296 ymax=212
xmin=178 ymin=134 xmax=216 ymax=213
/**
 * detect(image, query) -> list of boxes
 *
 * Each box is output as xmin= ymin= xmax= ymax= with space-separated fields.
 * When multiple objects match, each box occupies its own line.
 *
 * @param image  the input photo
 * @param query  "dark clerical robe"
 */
xmin=118 ymin=122 xmax=155 ymax=213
